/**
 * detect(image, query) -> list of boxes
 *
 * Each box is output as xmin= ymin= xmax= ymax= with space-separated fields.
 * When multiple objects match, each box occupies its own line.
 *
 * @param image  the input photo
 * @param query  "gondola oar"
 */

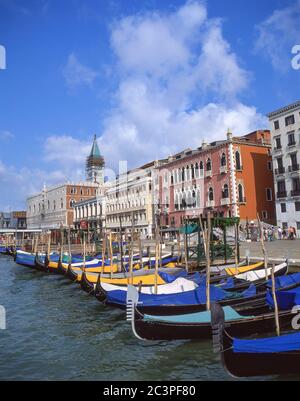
xmin=257 ymin=213 xmax=268 ymax=280
xmin=154 ymin=229 xmax=159 ymax=295
xmin=271 ymin=263 xmax=281 ymax=336
xmin=109 ymin=232 xmax=113 ymax=279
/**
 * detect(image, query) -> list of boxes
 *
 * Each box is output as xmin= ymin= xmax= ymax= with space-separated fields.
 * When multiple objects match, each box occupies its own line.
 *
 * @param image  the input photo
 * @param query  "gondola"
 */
xmin=15 ymin=250 xmax=37 ymax=268
xmin=97 ymin=276 xmax=263 ymax=311
xmin=65 ymin=263 xmax=80 ymax=282
xmin=34 ymin=253 xmax=50 ymax=272
xmin=95 ymin=263 xmax=288 ymax=312
xmin=211 ymin=303 xmax=300 ymax=377
xmin=126 ymin=284 xmax=299 ymax=341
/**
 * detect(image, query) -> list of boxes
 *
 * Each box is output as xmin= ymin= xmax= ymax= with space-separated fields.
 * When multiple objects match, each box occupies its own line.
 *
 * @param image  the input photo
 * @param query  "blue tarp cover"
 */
xmin=266 ymin=287 xmax=300 ymax=311
xmin=233 ymin=331 xmax=300 ymax=354
xmin=107 ymin=284 xmax=234 ymax=307
xmin=267 ymin=272 xmax=300 ymax=290
xmin=241 ymin=284 xmax=256 ymax=298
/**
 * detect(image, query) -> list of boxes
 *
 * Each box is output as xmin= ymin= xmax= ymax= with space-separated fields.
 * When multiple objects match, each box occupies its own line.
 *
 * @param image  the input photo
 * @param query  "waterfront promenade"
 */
xmin=240 ymin=240 xmax=300 ymax=266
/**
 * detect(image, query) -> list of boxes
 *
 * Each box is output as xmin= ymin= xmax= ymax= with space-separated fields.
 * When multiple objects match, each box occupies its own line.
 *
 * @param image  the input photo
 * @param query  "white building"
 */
xmin=73 ymin=188 xmax=105 ymax=231
xmin=105 ymin=161 xmax=163 ymax=238
xmin=27 ymin=182 xmax=99 ymax=230
xmin=268 ymin=100 xmax=300 ymax=236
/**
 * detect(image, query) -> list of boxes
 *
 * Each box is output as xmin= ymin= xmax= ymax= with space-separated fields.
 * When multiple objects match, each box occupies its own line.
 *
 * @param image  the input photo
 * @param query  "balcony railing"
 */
xmin=288 ymin=141 xmax=296 ymax=147
xmin=277 ymin=191 xmax=287 ymax=199
xmin=206 ymin=200 xmax=215 ymax=208
xmin=274 ymin=145 xmax=282 ymax=151
xmin=205 ymin=170 xmax=212 ymax=178
xmin=275 ymin=167 xmax=285 ymax=175
xmin=236 ymin=165 xmax=243 ymax=172
xmin=238 ymin=197 xmax=246 ymax=204
xmin=221 ymin=198 xmax=230 ymax=206
xmin=288 ymin=164 xmax=300 ymax=173
xmin=220 ymin=165 xmax=227 ymax=174
xmin=291 ymin=189 xmax=300 ymax=197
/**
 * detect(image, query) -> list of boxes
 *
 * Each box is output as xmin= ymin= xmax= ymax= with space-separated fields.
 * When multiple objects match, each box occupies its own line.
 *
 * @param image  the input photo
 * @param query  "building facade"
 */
xmin=155 ymin=130 xmax=275 ymax=229
xmin=104 ymin=161 xmax=166 ymax=238
xmin=0 ymin=211 xmax=27 ymax=229
xmin=27 ymin=182 xmax=99 ymax=230
xmin=73 ymin=187 xmax=105 ymax=231
xmin=268 ymin=101 xmax=300 ymax=236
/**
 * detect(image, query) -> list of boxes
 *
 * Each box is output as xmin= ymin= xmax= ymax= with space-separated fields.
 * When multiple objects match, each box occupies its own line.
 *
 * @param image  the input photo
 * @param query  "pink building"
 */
xmin=154 ymin=130 xmax=275 ymax=229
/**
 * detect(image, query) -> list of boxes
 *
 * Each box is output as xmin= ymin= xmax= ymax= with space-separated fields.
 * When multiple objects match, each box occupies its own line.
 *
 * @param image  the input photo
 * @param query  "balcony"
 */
xmin=220 ymin=165 xmax=227 ymax=174
xmin=205 ymin=170 xmax=212 ymax=178
xmin=287 ymin=141 xmax=296 ymax=148
xmin=206 ymin=200 xmax=215 ymax=208
xmin=277 ymin=191 xmax=287 ymax=199
xmin=274 ymin=145 xmax=282 ymax=151
xmin=238 ymin=197 xmax=247 ymax=204
xmin=236 ymin=166 xmax=244 ymax=172
xmin=275 ymin=167 xmax=285 ymax=175
xmin=221 ymin=198 xmax=230 ymax=206
xmin=288 ymin=164 xmax=300 ymax=173
xmin=291 ymin=189 xmax=300 ymax=197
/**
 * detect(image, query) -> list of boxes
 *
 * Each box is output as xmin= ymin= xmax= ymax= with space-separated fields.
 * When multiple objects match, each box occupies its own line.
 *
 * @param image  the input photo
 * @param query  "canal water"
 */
xmin=0 ymin=255 xmax=291 ymax=381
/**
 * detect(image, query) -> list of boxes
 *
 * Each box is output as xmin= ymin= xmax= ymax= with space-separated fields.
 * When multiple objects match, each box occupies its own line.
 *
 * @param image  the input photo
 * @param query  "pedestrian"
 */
xmin=277 ymin=226 xmax=282 ymax=240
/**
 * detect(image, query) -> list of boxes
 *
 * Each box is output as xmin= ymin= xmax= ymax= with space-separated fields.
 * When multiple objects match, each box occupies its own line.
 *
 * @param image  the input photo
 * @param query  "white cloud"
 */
xmin=44 ymin=135 xmax=91 ymax=166
xmin=98 ymin=1 xmax=265 ymax=170
xmin=0 ymin=130 xmax=14 ymax=140
xmin=255 ymin=0 xmax=300 ymax=72
xmin=63 ymin=53 xmax=98 ymax=88
xmin=0 ymin=159 xmax=69 ymax=210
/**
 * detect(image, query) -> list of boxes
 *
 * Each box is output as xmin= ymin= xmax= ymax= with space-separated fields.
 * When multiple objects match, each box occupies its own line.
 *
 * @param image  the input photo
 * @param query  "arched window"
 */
xmin=199 ymin=161 xmax=204 ymax=177
xmin=186 ymin=166 xmax=190 ymax=181
xmin=70 ymin=199 xmax=75 ymax=208
xmin=192 ymin=189 xmax=196 ymax=208
xmin=187 ymin=190 xmax=193 ymax=208
xmin=191 ymin=165 xmax=195 ymax=180
xmin=223 ymin=184 xmax=229 ymax=199
xmin=235 ymin=151 xmax=242 ymax=170
xmin=195 ymin=163 xmax=199 ymax=178
xmin=208 ymin=187 xmax=214 ymax=201
xmin=221 ymin=153 xmax=227 ymax=167
xmin=206 ymin=158 xmax=212 ymax=171
xmin=182 ymin=191 xmax=187 ymax=209
xmin=182 ymin=167 xmax=185 ymax=182
xmin=238 ymin=184 xmax=244 ymax=203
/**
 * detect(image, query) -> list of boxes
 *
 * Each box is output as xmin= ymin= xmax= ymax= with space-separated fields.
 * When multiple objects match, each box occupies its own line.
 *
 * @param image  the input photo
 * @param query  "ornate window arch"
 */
xmin=221 ymin=152 xmax=227 ymax=167
xmin=223 ymin=184 xmax=229 ymax=199
xmin=235 ymin=151 xmax=242 ymax=170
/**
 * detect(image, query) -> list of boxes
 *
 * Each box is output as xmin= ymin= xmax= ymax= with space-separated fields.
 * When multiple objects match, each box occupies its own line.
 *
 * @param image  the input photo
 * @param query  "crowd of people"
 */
xmin=240 ymin=224 xmax=298 ymax=242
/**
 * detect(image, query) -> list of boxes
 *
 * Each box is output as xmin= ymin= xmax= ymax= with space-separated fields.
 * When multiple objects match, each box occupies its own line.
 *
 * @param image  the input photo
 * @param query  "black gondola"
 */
xmin=81 ymin=271 xmax=96 ymax=294
xmin=65 ymin=264 xmax=80 ymax=282
xmin=211 ymin=303 xmax=300 ymax=377
xmin=126 ymin=285 xmax=299 ymax=341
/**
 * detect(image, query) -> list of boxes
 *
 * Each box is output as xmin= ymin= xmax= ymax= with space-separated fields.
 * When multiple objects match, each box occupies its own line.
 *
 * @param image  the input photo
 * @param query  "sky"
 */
xmin=0 ymin=0 xmax=300 ymax=211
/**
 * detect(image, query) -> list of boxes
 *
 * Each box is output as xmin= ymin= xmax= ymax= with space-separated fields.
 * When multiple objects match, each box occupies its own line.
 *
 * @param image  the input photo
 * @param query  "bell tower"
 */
xmin=86 ymin=135 xmax=105 ymax=184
